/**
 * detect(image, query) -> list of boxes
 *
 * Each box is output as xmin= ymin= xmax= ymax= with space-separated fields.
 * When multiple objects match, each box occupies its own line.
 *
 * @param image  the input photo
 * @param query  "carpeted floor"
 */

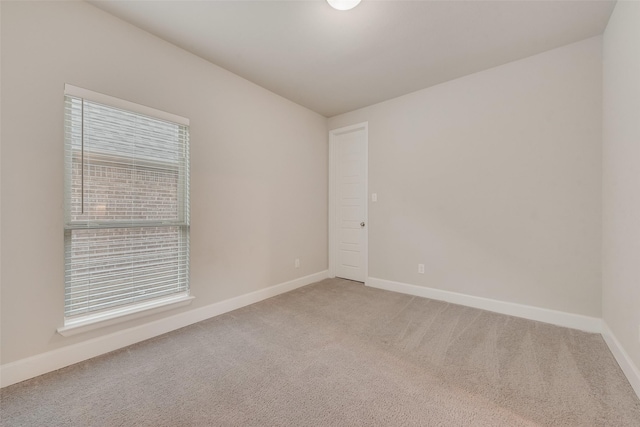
xmin=1 ymin=278 xmax=639 ymax=426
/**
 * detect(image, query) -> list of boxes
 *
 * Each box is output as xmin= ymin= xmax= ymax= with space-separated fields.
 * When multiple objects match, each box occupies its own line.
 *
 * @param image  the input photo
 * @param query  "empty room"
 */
xmin=1 ymin=0 xmax=639 ymax=425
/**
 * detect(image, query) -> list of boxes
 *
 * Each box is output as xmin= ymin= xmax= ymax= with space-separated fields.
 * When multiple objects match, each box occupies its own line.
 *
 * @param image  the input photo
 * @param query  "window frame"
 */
xmin=59 ymin=85 xmax=192 ymax=336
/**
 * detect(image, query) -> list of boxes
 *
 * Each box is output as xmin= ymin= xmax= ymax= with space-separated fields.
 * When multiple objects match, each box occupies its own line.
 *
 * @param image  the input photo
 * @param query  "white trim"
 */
xmin=328 ymin=122 xmax=369 ymax=281
xmin=57 ymin=293 xmax=194 ymax=337
xmin=64 ymin=84 xmax=189 ymax=126
xmin=328 ymin=128 xmax=335 ymax=278
xmin=366 ymin=277 xmax=602 ymax=333
xmin=602 ymin=322 xmax=640 ymax=400
xmin=0 ymin=271 xmax=328 ymax=388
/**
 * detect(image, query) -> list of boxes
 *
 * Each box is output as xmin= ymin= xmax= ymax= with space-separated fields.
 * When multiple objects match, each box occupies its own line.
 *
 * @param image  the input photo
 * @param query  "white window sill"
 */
xmin=57 ymin=293 xmax=194 ymax=337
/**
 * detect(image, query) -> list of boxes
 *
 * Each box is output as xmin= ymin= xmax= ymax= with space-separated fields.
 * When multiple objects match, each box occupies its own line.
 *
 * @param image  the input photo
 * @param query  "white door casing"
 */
xmin=329 ymin=122 xmax=368 ymax=282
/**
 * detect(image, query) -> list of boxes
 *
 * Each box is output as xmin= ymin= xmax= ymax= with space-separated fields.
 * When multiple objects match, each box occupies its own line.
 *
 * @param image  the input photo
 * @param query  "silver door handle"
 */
xmin=360 ymin=222 xmax=365 ymax=227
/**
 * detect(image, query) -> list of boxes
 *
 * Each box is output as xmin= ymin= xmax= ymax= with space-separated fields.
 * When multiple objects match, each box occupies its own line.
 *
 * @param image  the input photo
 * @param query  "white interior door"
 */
xmin=330 ymin=123 xmax=367 ymax=282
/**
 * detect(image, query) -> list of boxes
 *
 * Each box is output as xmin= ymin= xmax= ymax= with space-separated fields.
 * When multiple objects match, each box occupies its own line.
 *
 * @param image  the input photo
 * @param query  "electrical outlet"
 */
xmin=295 ymin=258 xmax=300 ymax=269
xmin=371 ymin=193 xmax=378 ymax=202
xmin=418 ymin=263 xmax=425 ymax=274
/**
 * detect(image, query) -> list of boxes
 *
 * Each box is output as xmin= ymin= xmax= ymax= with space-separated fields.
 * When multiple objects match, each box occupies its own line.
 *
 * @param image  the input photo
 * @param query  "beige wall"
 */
xmin=0 ymin=1 xmax=327 ymax=364
xmin=602 ymin=1 xmax=640 ymax=371
xmin=329 ymin=37 xmax=603 ymax=317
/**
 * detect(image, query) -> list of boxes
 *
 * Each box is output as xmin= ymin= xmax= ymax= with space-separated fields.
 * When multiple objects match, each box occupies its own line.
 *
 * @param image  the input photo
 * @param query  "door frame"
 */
xmin=328 ymin=121 xmax=369 ymax=281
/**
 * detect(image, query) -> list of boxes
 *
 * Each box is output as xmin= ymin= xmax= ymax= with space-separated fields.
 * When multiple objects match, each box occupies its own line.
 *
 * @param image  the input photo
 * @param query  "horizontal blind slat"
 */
xmin=67 ymin=259 xmax=187 ymax=286
xmin=66 ymin=279 xmax=187 ymax=309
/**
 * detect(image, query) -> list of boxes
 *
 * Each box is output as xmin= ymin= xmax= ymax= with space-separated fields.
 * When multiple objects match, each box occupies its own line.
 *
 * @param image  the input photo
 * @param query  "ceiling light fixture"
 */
xmin=327 ymin=0 xmax=361 ymax=11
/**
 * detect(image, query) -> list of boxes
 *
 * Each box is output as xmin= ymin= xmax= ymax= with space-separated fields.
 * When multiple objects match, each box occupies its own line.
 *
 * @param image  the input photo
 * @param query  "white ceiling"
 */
xmin=89 ymin=0 xmax=615 ymax=117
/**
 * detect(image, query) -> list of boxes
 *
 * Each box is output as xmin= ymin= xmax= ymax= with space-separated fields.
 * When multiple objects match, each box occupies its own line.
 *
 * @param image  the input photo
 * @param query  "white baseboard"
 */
xmin=602 ymin=322 xmax=640 ymax=400
xmin=0 ymin=270 xmax=328 ymax=388
xmin=366 ymin=277 xmax=602 ymax=333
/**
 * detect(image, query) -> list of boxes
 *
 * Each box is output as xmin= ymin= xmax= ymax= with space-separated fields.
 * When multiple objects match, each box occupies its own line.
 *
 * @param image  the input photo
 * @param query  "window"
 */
xmin=62 ymin=85 xmax=190 ymax=333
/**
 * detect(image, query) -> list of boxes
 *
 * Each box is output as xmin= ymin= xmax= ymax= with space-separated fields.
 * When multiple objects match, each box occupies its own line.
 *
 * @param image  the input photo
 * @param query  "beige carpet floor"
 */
xmin=1 ymin=278 xmax=639 ymax=426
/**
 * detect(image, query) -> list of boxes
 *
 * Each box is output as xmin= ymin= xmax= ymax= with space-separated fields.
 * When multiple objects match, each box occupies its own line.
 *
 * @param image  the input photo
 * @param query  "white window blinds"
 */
xmin=64 ymin=85 xmax=190 ymax=320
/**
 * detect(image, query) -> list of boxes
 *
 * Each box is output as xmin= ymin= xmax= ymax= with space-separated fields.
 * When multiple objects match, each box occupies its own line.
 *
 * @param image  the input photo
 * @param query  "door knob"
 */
xmin=360 ymin=222 xmax=365 ymax=227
